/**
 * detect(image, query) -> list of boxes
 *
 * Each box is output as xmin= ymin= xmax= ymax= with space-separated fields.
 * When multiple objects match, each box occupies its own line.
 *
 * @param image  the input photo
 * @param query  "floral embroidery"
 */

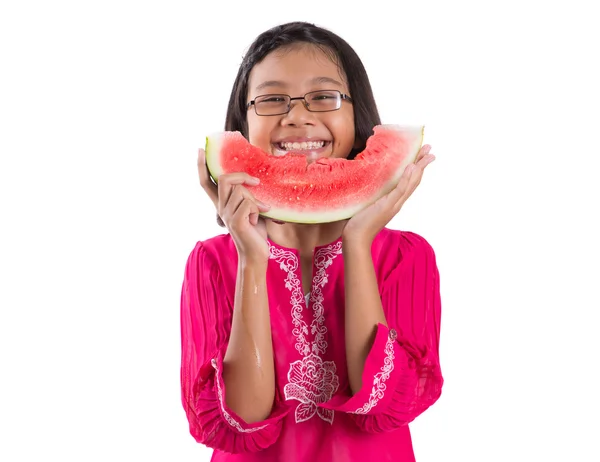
xmin=270 ymin=241 xmax=342 ymax=424
xmin=284 ymin=354 xmax=339 ymax=424
xmin=211 ymin=358 xmax=268 ymax=432
xmin=270 ymin=247 xmax=311 ymax=356
xmin=351 ymin=335 xmax=396 ymax=414
xmin=310 ymin=242 xmax=343 ymax=355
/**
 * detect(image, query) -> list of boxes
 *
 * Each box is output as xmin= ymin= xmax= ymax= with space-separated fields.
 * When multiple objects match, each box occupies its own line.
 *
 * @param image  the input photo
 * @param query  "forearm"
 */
xmin=343 ymin=238 xmax=388 ymax=395
xmin=223 ymin=259 xmax=275 ymax=423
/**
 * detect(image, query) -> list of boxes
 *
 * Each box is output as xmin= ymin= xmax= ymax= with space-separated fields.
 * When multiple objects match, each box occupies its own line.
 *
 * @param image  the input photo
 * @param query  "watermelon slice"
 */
xmin=205 ymin=124 xmax=424 ymax=224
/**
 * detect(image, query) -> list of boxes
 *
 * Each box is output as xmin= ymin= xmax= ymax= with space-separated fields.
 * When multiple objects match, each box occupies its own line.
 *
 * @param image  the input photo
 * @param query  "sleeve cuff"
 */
xmin=184 ymin=349 xmax=290 ymax=453
xmin=319 ymin=323 xmax=402 ymax=415
xmin=209 ymin=351 xmax=290 ymax=432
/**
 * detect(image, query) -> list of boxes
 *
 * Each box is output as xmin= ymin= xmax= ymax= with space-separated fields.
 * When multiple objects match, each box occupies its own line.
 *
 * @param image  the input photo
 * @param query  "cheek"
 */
xmin=247 ymin=118 xmax=273 ymax=147
xmin=334 ymin=116 xmax=356 ymax=148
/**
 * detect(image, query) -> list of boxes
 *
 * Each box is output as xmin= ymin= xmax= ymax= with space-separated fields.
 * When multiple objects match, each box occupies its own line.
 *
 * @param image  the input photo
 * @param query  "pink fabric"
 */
xmin=180 ymin=227 xmax=443 ymax=461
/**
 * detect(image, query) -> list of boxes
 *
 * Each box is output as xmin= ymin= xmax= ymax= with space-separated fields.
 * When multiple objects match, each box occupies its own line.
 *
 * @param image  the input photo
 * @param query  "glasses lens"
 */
xmin=306 ymin=90 xmax=341 ymax=112
xmin=254 ymin=95 xmax=290 ymax=115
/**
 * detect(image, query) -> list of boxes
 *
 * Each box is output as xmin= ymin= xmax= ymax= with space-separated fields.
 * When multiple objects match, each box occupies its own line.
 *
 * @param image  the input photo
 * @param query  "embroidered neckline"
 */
xmin=269 ymin=240 xmax=343 ymax=424
xmin=266 ymin=236 xmax=343 ymax=253
xmin=269 ymin=242 xmax=342 ymax=356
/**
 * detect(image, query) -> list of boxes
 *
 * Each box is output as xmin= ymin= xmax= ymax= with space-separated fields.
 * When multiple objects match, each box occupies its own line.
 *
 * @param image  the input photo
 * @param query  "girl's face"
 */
xmin=246 ymin=44 xmax=356 ymax=162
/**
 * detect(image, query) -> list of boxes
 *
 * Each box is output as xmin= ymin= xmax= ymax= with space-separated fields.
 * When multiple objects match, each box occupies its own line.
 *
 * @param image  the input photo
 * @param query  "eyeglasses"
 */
xmin=246 ymin=90 xmax=353 ymax=116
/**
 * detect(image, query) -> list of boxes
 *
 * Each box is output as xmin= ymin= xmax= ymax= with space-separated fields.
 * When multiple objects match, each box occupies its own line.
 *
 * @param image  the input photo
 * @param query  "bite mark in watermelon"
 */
xmin=205 ymin=124 xmax=424 ymax=224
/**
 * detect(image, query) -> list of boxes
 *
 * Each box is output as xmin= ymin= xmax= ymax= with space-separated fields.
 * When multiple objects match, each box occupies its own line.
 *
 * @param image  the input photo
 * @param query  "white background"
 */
xmin=1 ymin=0 xmax=599 ymax=461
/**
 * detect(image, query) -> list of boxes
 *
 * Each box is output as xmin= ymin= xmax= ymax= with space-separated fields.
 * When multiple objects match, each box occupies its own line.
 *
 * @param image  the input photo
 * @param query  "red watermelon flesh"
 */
xmin=205 ymin=124 xmax=424 ymax=224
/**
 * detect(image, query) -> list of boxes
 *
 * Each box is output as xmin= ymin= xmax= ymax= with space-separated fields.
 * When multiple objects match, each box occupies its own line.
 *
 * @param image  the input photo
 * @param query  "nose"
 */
xmin=281 ymin=99 xmax=316 ymax=126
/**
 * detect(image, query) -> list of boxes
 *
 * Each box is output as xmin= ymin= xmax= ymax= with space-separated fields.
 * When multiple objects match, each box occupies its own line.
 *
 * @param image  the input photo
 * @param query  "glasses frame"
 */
xmin=246 ymin=89 xmax=353 ymax=116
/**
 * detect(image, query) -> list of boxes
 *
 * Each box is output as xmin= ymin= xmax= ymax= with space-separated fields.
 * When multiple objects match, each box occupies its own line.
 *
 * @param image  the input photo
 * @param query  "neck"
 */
xmin=265 ymin=220 xmax=347 ymax=255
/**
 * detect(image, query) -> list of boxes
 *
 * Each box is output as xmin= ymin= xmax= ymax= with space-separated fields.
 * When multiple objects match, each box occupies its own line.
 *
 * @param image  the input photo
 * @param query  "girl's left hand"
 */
xmin=342 ymin=144 xmax=436 ymax=244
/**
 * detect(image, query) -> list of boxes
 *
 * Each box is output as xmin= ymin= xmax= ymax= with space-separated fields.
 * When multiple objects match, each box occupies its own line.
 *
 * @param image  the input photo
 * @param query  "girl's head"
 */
xmin=224 ymin=21 xmax=381 ymax=161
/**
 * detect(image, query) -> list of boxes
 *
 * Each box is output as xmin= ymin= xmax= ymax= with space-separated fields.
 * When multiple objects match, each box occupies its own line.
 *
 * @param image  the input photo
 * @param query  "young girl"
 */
xmin=180 ymin=21 xmax=442 ymax=462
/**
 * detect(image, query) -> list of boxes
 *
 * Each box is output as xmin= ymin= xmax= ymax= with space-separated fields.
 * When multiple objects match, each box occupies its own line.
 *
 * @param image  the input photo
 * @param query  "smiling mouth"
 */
xmin=272 ymin=140 xmax=331 ymax=157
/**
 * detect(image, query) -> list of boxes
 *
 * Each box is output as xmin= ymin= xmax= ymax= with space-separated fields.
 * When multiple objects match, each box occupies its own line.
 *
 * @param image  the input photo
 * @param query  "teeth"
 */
xmin=280 ymin=141 xmax=325 ymax=151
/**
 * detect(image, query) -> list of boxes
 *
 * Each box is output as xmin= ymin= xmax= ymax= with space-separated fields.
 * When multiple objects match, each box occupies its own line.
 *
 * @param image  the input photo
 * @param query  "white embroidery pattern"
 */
xmin=270 ymin=241 xmax=342 ymax=424
xmin=350 ymin=335 xmax=396 ymax=414
xmin=270 ymin=247 xmax=311 ymax=356
xmin=310 ymin=242 xmax=343 ymax=355
xmin=211 ymin=358 xmax=268 ymax=432
xmin=283 ymin=353 xmax=339 ymax=424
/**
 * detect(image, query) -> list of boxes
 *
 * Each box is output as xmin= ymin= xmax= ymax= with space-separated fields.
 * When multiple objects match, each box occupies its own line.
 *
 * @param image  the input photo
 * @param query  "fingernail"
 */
xmin=423 ymin=145 xmax=431 ymax=154
xmin=248 ymin=177 xmax=260 ymax=184
xmin=428 ymin=154 xmax=436 ymax=163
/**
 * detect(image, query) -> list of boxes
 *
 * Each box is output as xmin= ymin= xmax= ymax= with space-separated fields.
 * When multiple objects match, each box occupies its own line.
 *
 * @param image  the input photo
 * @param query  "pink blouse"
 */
xmin=180 ymin=227 xmax=443 ymax=461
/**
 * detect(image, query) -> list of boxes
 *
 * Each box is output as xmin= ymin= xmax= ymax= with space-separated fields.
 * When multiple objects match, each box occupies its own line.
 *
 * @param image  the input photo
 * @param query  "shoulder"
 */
xmin=369 ymin=228 xmax=440 ymax=301
xmin=371 ymin=227 xmax=438 ymax=284
xmin=374 ymin=227 xmax=437 ymax=260
xmin=191 ymin=232 xmax=235 ymax=256
xmin=185 ymin=233 xmax=236 ymax=273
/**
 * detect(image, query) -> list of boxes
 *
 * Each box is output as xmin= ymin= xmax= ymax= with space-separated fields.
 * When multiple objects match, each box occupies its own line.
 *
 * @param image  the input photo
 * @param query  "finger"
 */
xmin=406 ymin=147 xmax=434 ymax=186
xmin=394 ymin=160 xmax=430 ymax=208
xmin=217 ymin=173 xmax=262 ymax=216
xmin=249 ymin=208 xmax=260 ymax=226
xmin=386 ymin=163 xmax=420 ymax=210
xmin=249 ymin=211 xmax=258 ymax=227
xmin=414 ymin=144 xmax=431 ymax=163
xmin=376 ymin=163 xmax=412 ymax=211
xmin=416 ymin=152 xmax=435 ymax=169
xmin=220 ymin=184 xmax=270 ymax=224
xmin=390 ymin=147 xmax=435 ymax=209
xmin=223 ymin=182 xmax=270 ymax=214
xmin=231 ymin=197 xmax=261 ymax=228
xmin=221 ymin=185 xmax=247 ymax=222
xmin=197 ymin=148 xmax=218 ymax=207
xmin=410 ymin=152 xmax=435 ymax=188
xmin=389 ymin=163 xmax=415 ymax=200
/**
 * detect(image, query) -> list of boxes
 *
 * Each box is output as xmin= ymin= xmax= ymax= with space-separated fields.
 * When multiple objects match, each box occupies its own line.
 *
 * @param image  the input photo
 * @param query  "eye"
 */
xmin=308 ymin=91 xmax=341 ymax=105
xmin=259 ymin=95 xmax=287 ymax=103
xmin=311 ymin=93 xmax=336 ymax=101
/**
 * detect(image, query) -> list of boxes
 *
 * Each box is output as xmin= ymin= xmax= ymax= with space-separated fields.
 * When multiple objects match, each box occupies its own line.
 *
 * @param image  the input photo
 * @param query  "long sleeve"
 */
xmin=180 ymin=241 xmax=289 ymax=454
xmin=320 ymin=232 xmax=443 ymax=433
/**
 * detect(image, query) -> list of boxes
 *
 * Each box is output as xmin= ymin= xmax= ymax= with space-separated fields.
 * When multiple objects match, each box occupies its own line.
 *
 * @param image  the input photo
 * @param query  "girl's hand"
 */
xmin=342 ymin=145 xmax=436 ymax=245
xmin=197 ymin=148 xmax=271 ymax=264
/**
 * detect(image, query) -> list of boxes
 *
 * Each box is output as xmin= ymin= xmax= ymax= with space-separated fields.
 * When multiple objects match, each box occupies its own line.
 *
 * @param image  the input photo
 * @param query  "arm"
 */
xmin=342 ymin=236 xmax=389 ymax=394
xmin=180 ymin=242 xmax=288 ymax=453
xmin=320 ymin=232 xmax=443 ymax=432
xmin=222 ymin=258 xmax=275 ymax=423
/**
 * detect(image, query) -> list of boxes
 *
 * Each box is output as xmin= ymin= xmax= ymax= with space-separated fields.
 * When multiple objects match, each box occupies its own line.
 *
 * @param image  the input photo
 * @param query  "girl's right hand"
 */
xmin=197 ymin=148 xmax=271 ymax=264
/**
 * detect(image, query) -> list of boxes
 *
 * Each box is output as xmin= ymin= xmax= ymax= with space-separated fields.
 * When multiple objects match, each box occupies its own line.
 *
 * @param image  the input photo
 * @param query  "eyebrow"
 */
xmin=254 ymin=76 xmax=344 ymax=93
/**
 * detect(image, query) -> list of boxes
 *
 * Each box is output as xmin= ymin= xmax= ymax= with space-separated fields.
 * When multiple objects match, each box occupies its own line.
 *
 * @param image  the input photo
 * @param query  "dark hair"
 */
xmin=224 ymin=21 xmax=381 ymax=161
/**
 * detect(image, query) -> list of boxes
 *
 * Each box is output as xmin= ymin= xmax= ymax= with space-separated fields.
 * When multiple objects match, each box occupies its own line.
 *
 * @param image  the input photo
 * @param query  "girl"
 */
xmin=180 ymin=21 xmax=442 ymax=462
